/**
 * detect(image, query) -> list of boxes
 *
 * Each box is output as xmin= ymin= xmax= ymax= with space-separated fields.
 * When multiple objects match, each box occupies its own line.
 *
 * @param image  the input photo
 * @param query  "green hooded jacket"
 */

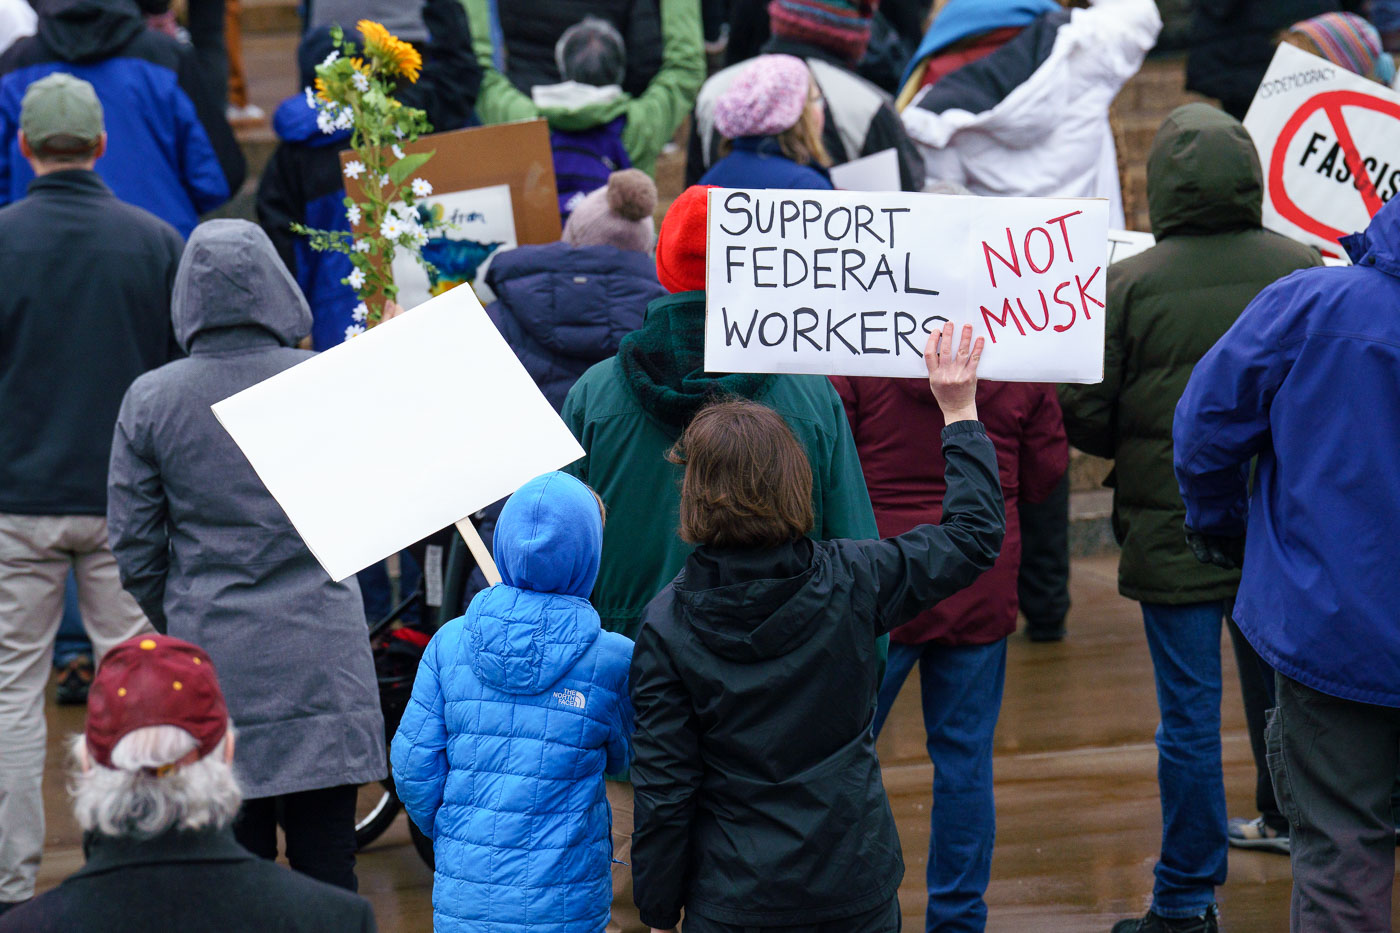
xmin=1058 ymin=103 xmax=1321 ymax=605
xmin=462 ymin=0 xmax=704 ymax=175
xmin=561 ymin=291 xmax=879 ymax=641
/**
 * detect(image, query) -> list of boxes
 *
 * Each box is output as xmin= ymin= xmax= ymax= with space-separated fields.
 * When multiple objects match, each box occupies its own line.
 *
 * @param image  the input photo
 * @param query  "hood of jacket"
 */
xmin=38 ymin=0 xmax=143 ymax=63
xmin=273 ymin=94 xmax=352 ymax=148
xmin=616 ymin=291 xmax=774 ymax=430
xmin=676 ymin=538 xmax=828 ymax=661
xmin=487 ymin=242 xmax=663 ymax=361
xmin=470 ymin=472 xmax=603 ymax=695
xmin=172 ymin=219 xmax=312 ymax=352
xmin=1341 ymin=193 xmax=1400 ymax=277
xmin=1147 ymin=103 xmax=1262 ymax=239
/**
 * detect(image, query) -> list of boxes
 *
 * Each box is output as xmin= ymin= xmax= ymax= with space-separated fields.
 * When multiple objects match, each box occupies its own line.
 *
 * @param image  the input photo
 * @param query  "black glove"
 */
xmin=1185 ymin=527 xmax=1245 ymax=570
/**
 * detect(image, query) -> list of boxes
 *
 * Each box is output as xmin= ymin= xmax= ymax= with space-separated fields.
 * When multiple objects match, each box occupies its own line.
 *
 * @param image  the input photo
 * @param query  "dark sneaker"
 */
xmin=1026 ymin=620 xmax=1066 ymax=642
xmin=55 ymin=655 xmax=93 ymax=706
xmin=1111 ymin=905 xmax=1219 ymax=933
xmin=1228 ymin=815 xmax=1289 ymax=854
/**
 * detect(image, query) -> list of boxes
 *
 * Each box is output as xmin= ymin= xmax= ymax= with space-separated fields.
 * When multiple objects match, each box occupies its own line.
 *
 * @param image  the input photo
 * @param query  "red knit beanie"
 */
xmin=656 ymin=185 xmax=712 ymax=294
xmin=768 ymin=0 xmax=878 ymax=65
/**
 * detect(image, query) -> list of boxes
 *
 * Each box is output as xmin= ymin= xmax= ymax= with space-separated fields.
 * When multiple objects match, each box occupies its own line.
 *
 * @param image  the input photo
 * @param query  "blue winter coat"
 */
xmin=698 ymin=136 xmax=833 ymax=190
xmin=391 ymin=471 xmax=634 ymax=933
xmin=485 ymin=242 xmax=665 ymax=412
xmin=1174 ymin=196 xmax=1400 ymax=708
xmin=0 ymin=0 xmax=243 ymax=237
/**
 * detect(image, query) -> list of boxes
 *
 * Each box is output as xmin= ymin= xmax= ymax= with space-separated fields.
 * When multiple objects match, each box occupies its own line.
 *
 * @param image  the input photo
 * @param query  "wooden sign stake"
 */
xmin=455 ymin=518 xmax=501 ymax=586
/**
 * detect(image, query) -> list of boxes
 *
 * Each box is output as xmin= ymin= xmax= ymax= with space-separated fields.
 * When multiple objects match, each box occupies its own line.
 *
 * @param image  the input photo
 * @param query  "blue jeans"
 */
xmin=873 ymin=639 xmax=1007 ymax=933
xmin=1140 ymin=601 xmax=1229 ymax=919
xmin=52 ymin=572 xmax=90 ymax=668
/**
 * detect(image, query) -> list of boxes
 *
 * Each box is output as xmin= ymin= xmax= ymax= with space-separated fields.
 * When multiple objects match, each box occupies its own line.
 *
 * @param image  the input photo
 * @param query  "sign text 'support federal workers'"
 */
xmin=1245 ymin=44 xmax=1400 ymax=259
xmin=703 ymin=188 xmax=1109 ymax=384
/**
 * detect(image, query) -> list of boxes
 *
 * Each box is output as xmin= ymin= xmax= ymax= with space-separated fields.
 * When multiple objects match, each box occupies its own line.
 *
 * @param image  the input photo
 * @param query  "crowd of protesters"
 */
xmin=1 ymin=0 xmax=1399 ymax=932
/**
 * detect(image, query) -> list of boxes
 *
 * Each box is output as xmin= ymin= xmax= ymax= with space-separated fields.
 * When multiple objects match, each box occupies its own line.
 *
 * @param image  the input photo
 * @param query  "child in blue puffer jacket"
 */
xmin=391 ymin=472 xmax=633 ymax=933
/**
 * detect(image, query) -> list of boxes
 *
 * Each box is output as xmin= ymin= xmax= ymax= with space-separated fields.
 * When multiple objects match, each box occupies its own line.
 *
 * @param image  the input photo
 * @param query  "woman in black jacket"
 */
xmin=629 ymin=324 xmax=1004 ymax=933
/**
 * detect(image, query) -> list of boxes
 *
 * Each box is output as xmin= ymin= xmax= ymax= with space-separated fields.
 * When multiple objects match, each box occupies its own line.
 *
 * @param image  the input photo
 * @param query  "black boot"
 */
xmin=1111 ymin=905 xmax=1219 ymax=933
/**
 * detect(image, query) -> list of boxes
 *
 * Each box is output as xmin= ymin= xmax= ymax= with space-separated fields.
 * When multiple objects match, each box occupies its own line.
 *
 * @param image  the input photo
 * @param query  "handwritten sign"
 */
xmin=212 ymin=285 xmax=583 ymax=583
xmin=1108 ymin=229 xmax=1155 ymax=264
xmin=703 ymin=189 xmax=1108 ymax=383
xmin=1245 ymin=44 xmax=1400 ymax=259
xmin=829 ymin=148 xmax=901 ymax=192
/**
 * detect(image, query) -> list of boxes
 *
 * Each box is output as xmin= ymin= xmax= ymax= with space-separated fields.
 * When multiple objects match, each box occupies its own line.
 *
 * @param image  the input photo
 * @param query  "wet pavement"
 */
xmin=32 ymin=554 xmax=1396 ymax=930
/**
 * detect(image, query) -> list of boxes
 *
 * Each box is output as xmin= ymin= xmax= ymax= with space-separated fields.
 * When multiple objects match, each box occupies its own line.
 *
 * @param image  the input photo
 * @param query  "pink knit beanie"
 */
xmin=714 ymin=54 xmax=812 ymax=140
xmin=562 ymin=169 xmax=658 ymax=253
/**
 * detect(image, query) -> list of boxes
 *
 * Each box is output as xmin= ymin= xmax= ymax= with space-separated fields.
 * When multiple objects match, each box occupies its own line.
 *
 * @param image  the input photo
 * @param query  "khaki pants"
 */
xmin=608 ymin=780 xmax=649 ymax=933
xmin=0 ymin=514 xmax=150 ymax=902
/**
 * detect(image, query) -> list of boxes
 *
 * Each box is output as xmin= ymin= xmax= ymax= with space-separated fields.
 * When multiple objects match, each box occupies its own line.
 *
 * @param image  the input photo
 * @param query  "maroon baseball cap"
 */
xmin=86 ymin=634 xmax=229 ymax=771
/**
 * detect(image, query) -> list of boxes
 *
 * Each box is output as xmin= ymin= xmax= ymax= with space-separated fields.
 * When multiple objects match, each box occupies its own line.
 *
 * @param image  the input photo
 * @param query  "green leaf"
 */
xmin=387 ymin=150 xmax=434 ymax=186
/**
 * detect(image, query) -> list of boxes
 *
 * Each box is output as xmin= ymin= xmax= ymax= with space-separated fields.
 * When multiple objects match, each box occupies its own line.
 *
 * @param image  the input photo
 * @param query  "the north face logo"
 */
xmin=553 ymin=688 xmax=586 ymax=709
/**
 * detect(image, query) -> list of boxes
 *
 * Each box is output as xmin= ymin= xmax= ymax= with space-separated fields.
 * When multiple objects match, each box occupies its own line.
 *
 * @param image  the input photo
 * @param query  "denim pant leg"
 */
xmin=52 ymin=571 xmax=92 ymax=668
xmin=873 ymin=641 xmax=923 ymax=738
xmin=919 ymin=640 xmax=1008 ymax=933
xmin=1140 ymin=601 xmax=1228 ymax=918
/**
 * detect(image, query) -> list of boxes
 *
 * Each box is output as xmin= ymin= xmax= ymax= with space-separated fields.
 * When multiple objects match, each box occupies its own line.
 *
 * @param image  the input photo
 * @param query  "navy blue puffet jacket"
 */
xmin=1174 ymin=196 xmax=1400 ymax=708
xmin=392 ymin=472 xmax=634 ymax=933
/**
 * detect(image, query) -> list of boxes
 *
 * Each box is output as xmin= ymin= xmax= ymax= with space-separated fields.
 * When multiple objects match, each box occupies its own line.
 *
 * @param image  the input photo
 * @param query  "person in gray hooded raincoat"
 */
xmin=105 ymin=219 xmax=385 ymax=892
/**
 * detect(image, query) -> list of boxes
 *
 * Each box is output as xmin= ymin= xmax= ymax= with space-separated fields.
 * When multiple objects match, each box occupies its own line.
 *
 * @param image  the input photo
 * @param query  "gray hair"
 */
xmin=556 ymin=16 xmax=626 ymax=87
xmin=69 ymin=725 xmax=242 ymax=839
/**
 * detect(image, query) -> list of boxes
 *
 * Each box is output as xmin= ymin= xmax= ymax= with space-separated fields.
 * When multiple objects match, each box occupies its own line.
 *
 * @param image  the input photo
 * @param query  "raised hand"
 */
xmin=923 ymin=322 xmax=983 ymax=425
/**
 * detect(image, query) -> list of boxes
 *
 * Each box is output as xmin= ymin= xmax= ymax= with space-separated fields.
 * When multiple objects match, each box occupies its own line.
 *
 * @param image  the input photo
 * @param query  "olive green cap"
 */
xmin=21 ymin=73 xmax=104 ymax=154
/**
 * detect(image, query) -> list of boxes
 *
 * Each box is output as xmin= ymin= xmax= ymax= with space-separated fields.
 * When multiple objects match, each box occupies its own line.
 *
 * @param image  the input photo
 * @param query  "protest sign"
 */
xmin=704 ymin=188 xmax=1108 ymax=383
xmin=829 ymin=148 xmax=900 ymax=192
xmin=1244 ymin=43 xmax=1400 ymax=259
xmin=212 ymin=286 xmax=583 ymax=583
xmin=342 ymin=119 xmax=561 ymax=299
xmin=1108 ymin=229 xmax=1155 ymax=264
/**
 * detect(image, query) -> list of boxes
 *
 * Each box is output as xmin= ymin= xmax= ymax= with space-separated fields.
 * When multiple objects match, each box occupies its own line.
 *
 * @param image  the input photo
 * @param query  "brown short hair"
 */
xmin=668 ymin=399 xmax=815 ymax=549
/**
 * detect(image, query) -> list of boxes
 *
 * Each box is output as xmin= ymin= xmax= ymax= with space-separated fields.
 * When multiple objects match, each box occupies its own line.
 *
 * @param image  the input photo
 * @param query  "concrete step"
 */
xmin=242 ymin=0 xmax=300 ymax=35
xmin=1069 ymin=489 xmax=1116 ymax=558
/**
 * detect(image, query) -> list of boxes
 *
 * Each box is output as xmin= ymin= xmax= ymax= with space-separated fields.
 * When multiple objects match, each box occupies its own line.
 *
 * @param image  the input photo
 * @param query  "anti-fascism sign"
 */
xmin=1244 ymin=44 xmax=1400 ymax=259
xmin=703 ymin=189 xmax=1109 ymax=384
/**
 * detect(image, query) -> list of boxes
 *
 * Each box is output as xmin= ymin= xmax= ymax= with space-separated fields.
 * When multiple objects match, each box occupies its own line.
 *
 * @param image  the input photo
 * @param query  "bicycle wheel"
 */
xmin=409 ymin=816 xmax=435 ymax=869
xmin=355 ymin=778 xmax=402 ymax=849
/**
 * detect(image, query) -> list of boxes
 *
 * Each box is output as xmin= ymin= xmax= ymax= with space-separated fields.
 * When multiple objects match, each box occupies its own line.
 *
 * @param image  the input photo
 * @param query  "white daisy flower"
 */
xmin=321 ymin=50 xmax=339 ymax=66
xmin=347 ymin=268 xmax=366 ymax=290
xmin=354 ymin=239 xmax=372 ymax=253
xmin=351 ymin=72 xmax=369 ymax=92
xmin=304 ymin=87 xmax=317 ymax=109
xmin=344 ymin=323 xmax=365 ymax=339
xmin=380 ymin=216 xmax=405 ymax=239
xmin=332 ymin=108 xmax=353 ymax=131
xmin=316 ymin=111 xmax=336 ymax=135
xmin=351 ymin=302 xmax=368 ymax=323
xmin=410 ymin=178 xmax=432 ymax=198
xmin=411 ymin=228 xmax=429 ymax=248
xmin=343 ymin=160 xmax=366 ymax=180
xmin=346 ymin=204 xmax=361 ymax=225
xmin=392 ymin=126 xmax=406 ymax=139
xmin=392 ymin=144 xmax=406 ymax=160
xmin=380 ymin=173 xmax=391 ymax=187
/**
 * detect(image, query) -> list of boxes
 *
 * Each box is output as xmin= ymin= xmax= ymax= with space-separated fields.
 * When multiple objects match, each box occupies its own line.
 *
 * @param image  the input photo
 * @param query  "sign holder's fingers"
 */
xmin=455 ymin=518 xmax=502 ymax=586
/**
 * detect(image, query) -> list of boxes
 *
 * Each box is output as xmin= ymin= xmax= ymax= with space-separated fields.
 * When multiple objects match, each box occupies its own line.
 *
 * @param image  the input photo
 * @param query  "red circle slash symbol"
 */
xmin=1268 ymin=90 xmax=1400 ymax=247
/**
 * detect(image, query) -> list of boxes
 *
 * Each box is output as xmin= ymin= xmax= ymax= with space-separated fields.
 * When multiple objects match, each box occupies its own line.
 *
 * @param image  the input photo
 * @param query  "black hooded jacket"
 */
xmin=630 ymin=423 xmax=1004 ymax=929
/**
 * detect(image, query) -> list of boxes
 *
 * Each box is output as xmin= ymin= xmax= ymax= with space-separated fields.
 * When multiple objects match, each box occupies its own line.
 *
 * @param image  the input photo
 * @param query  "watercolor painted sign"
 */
xmin=391 ymin=182 xmax=518 ymax=308
xmin=703 ymin=188 xmax=1109 ymax=384
xmin=1244 ymin=43 xmax=1400 ymax=259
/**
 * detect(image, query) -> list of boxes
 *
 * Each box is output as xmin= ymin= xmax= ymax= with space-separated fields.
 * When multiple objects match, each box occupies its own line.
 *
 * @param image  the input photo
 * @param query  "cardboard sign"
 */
xmin=704 ymin=189 xmax=1109 ymax=384
xmin=1244 ymin=44 xmax=1400 ymax=259
xmin=212 ymin=286 xmax=583 ymax=583
xmin=1108 ymin=229 xmax=1155 ymax=264
xmin=829 ymin=148 xmax=901 ymax=192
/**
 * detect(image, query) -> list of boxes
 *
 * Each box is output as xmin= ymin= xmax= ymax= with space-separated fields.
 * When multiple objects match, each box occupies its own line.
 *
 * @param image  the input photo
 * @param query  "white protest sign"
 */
xmin=212 ymin=286 xmax=583 ymax=583
xmin=1108 ymin=229 xmax=1155 ymax=264
xmin=829 ymin=148 xmax=900 ymax=192
xmin=704 ymin=189 xmax=1108 ymax=384
xmin=1244 ymin=43 xmax=1400 ymax=259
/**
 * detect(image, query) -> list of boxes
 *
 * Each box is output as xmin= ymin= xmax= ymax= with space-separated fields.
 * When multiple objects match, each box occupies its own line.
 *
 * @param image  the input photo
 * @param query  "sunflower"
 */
xmin=357 ymin=20 xmax=422 ymax=83
xmin=313 ymin=76 xmax=332 ymax=102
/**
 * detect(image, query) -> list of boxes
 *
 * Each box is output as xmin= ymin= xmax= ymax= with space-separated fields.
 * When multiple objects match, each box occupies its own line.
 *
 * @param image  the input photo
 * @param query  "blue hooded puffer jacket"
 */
xmin=485 ymin=241 xmax=665 ymax=412
xmin=1174 ymin=196 xmax=1400 ymax=708
xmin=391 ymin=471 xmax=634 ymax=933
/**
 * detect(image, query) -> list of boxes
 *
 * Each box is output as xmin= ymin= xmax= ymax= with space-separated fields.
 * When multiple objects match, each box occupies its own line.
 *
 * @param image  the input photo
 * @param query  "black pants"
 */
xmin=1268 ymin=674 xmax=1400 ymax=933
xmin=185 ymin=0 xmax=229 ymax=106
xmin=1017 ymin=472 xmax=1070 ymax=630
xmin=1225 ymin=616 xmax=1286 ymax=830
xmin=233 ymin=783 xmax=359 ymax=891
xmin=682 ymin=898 xmax=901 ymax=933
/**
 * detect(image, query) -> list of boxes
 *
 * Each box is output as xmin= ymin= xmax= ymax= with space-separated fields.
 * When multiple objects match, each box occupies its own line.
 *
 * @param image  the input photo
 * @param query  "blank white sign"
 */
xmin=212 ymin=286 xmax=584 ymax=582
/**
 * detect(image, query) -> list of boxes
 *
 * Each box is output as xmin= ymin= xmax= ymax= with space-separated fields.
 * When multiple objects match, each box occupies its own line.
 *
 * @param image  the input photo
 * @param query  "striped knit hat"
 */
xmin=1290 ymin=12 xmax=1396 ymax=84
xmin=768 ymin=0 xmax=878 ymax=65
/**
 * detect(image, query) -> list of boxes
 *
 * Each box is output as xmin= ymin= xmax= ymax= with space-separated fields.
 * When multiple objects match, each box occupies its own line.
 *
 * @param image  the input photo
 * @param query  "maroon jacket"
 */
xmin=831 ymin=377 xmax=1068 ymax=645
